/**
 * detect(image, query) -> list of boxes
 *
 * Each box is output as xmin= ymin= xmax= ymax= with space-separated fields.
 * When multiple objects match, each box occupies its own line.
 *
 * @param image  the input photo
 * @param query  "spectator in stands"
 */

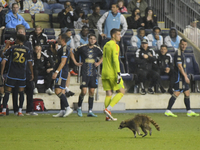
xmin=88 ymin=4 xmax=101 ymax=29
xmin=142 ymin=7 xmax=158 ymax=29
xmin=0 ymin=2 xmax=5 ymax=29
xmin=126 ymin=8 xmax=144 ymax=29
xmin=5 ymin=3 xmax=30 ymax=29
xmin=147 ymin=26 xmax=163 ymax=50
xmin=9 ymin=0 xmax=23 ymax=13
xmin=155 ymin=45 xmax=174 ymax=94
xmin=23 ymin=0 xmax=44 ymax=16
xmin=97 ymin=3 xmax=127 ymax=42
xmin=184 ymin=18 xmax=200 ymax=47
xmin=135 ymin=39 xmax=166 ymax=95
xmin=131 ymin=27 xmax=148 ymax=48
xmin=33 ymin=44 xmax=54 ymax=95
xmin=127 ymin=0 xmax=148 ymax=17
xmin=164 ymin=27 xmax=182 ymax=51
xmin=58 ymin=1 xmax=78 ymax=29
xmin=42 ymin=0 xmax=64 ymax=12
xmin=74 ymin=25 xmax=89 ymax=48
xmin=117 ymin=0 xmax=128 ymax=14
xmin=74 ymin=10 xmax=89 ymax=29
xmin=29 ymin=25 xmax=48 ymax=48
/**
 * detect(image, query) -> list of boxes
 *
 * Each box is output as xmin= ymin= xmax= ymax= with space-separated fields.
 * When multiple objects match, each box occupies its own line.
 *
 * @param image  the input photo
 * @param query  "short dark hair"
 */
xmin=65 ymin=29 xmax=71 ymax=33
xmin=16 ymin=34 xmax=26 ymax=43
xmin=160 ymin=44 xmax=167 ymax=49
xmin=82 ymin=25 xmax=89 ymax=30
xmin=117 ymin=0 xmax=124 ymax=3
xmin=88 ymin=33 xmax=96 ymax=39
xmin=12 ymin=3 xmax=18 ymax=8
xmin=59 ymin=33 xmax=70 ymax=43
xmin=92 ymin=4 xmax=100 ymax=10
xmin=110 ymin=28 xmax=121 ymax=37
xmin=180 ymin=39 xmax=187 ymax=43
xmin=111 ymin=3 xmax=119 ymax=8
xmin=34 ymin=44 xmax=42 ymax=49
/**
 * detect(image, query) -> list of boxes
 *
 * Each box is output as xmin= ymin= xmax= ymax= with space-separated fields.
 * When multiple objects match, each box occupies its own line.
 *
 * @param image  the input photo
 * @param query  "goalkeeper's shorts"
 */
xmin=102 ymin=78 xmax=124 ymax=91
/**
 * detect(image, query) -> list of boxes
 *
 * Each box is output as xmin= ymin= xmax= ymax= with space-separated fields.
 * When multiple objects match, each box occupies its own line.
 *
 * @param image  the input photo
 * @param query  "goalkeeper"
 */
xmin=102 ymin=28 xmax=125 ymax=121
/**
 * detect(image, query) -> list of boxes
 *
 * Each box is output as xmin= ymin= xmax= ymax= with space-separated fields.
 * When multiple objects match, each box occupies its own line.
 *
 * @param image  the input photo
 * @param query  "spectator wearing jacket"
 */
xmin=126 ymin=8 xmax=144 ymax=29
xmin=135 ymin=39 xmax=165 ymax=95
xmin=9 ymin=0 xmax=23 ymax=13
xmin=5 ymin=3 xmax=30 ymax=29
xmin=147 ymin=26 xmax=163 ymax=50
xmin=23 ymin=0 xmax=44 ymax=15
xmin=0 ymin=2 xmax=5 ymax=28
xmin=117 ymin=0 xmax=128 ymax=14
xmin=142 ymin=7 xmax=158 ymax=29
xmin=29 ymin=25 xmax=48 ymax=48
xmin=88 ymin=4 xmax=101 ymax=29
xmin=165 ymin=27 xmax=182 ymax=51
xmin=74 ymin=10 xmax=88 ymax=29
xmin=127 ymin=0 xmax=148 ymax=17
xmin=74 ymin=25 xmax=89 ymax=48
xmin=58 ymin=1 xmax=78 ymax=29
xmin=131 ymin=27 xmax=148 ymax=48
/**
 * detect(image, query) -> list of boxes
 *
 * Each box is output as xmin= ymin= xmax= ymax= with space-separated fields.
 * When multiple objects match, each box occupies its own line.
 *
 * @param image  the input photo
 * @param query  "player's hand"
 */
xmin=185 ymin=76 xmax=190 ymax=84
xmin=46 ymin=68 xmax=53 ymax=73
xmin=30 ymin=74 xmax=34 ymax=81
xmin=94 ymin=62 xmax=100 ymax=67
xmin=0 ymin=75 xmax=5 ymax=83
xmin=52 ymin=72 xmax=57 ymax=79
xmin=75 ymin=62 xmax=83 ymax=66
xmin=101 ymin=34 xmax=107 ymax=39
xmin=143 ymin=54 xmax=148 ymax=59
xmin=155 ymin=34 xmax=160 ymax=40
xmin=117 ymin=72 xmax=121 ymax=84
xmin=165 ymin=67 xmax=170 ymax=73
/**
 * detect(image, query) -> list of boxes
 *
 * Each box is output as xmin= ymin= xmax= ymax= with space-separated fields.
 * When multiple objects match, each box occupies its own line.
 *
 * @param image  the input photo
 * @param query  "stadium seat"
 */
xmin=126 ymin=46 xmax=138 ymax=53
xmin=44 ymin=28 xmax=55 ymax=36
xmin=2 ymin=28 xmax=16 ymax=42
xmin=19 ymin=13 xmax=33 ymax=28
xmin=125 ymin=52 xmax=137 ymax=74
xmin=122 ymin=14 xmax=131 ymax=19
xmin=35 ymin=13 xmax=51 ymax=29
xmin=52 ymin=9 xmax=62 ymax=14
xmin=148 ymin=46 xmax=158 ymax=52
xmin=58 ymin=0 xmax=76 ymax=7
xmin=52 ymin=13 xmax=60 ymax=28
xmin=185 ymin=46 xmax=194 ymax=53
xmin=145 ymin=29 xmax=152 ymax=36
xmin=26 ymin=28 xmax=35 ymax=39
xmin=167 ymin=46 xmax=175 ymax=53
xmin=161 ymin=29 xmax=169 ymax=39
xmin=120 ymin=59 xmax=133 ymax=81
xmin=122 ymin=29 xmax=134 ymax=53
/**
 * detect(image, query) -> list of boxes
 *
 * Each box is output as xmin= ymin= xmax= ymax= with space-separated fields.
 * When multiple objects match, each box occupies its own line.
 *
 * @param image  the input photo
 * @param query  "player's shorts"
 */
xmin=174 ymin=81 xmax=189 ymax=92
xmin=80 ymin=75 xmax=97 ymax=89
xmin=5 ymin=78 xmax=26 ymax=88
xmin=102 ymin=78 xmax=124 ymax=91
xmin=55 ymin=77 xmax=66 ymax=89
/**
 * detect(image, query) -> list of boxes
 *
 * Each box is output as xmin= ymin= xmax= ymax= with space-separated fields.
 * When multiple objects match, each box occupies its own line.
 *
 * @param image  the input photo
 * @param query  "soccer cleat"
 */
xmin=63 ymin=108 xmax=73 ymax=117
xmin=18 ymin=112 xmax=24 ymax=116
xmin=33 ymin=88 xmax=38 ymax=94
xmin=187 ymin=111 xmax=199 ymax=117
xmin=160 ymin=86 xmax=166 ymax=93
xmin=26 ymin=112 xmax=38 ymax=116
xmin=140 ymin=88 xmax=146 ymax=95
xmin=0 ymin=112 xmax=6 ymax=116
xmin=104 ymin=108 xmax=117 ymax=121
xmin=165 ymin=111 xmax=177 ymax=117
xmin=168 ymin=88 xmax=174 ymax=95
xmin=45 ymin=88 xmax=55 ymax=95
xmin=70 ymin=70 xmax=78 ymax=76
xmin=87 ymin=112 xmax=97 ymax=117
xmin=14 ymin=112 xmax=18 ymax=116
xmin=65 ymin=91 xmax=75 ymax=98
xmin=148 ymin=88 xmax=154 ymax=94
xmin=77 ymin=108 xmax=83 ymax=117
xmin=52 ymin=111 xmax=64 ymax=117
xmin=105 ymin=116 xmax=111 ymax=121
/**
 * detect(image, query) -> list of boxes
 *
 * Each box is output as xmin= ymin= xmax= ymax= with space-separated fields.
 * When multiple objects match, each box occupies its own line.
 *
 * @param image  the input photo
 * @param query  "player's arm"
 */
xmin=94 ymin=57 xmax=103 ymax=67
xmin=177 ymin=63 xmax=190 ymax=84
xmin=70 ymin=48 xmax=82 ymax=66
xmin=1 ymin=58 xmax=7 ymax=82
xmin=28 ymin=61 xmax=34 ymax=81
xmin=112 ymin=44 xmax=121 ymax=84
xmin=52 ymin=57 xmax=67 ymax=79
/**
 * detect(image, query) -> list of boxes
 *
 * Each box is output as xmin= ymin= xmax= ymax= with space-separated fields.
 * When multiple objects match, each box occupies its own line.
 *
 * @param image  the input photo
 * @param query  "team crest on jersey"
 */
xmin=41 ymin=56 xmax=44 ymax=62
xmin=88 ymin=54 xmax=92 ymax=58
xmin=148 ymin=52 xmax=151 ymax=56
xmin=40 ymin=39 xmax=44 ymax=44
xmin=19 ymin=19 xmax=21 ymax=21
xmin=82 ymin=82 xmax=86 ymax=85
xmin=165 ymin=59 xmax=169 ymax=64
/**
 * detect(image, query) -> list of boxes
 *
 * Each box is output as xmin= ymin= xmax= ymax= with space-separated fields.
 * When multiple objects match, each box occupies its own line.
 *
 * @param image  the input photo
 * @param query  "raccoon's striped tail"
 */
xmin=150 ymin=119 xmax=160 ymax=131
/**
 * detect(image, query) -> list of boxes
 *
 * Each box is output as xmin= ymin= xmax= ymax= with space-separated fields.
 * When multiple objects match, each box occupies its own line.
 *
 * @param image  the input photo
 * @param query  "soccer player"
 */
xmin=0 ymin=34 xmax=34 ymax=116
xmin=165 ymin=39 xmax=199 ymax=117
xmin=102 ymin=28 xmax=125 ymax=121
xmin=71 ymin=33 xmax=103 ymax=117
xmin=52 ymin=33 xmax=73 ymax=118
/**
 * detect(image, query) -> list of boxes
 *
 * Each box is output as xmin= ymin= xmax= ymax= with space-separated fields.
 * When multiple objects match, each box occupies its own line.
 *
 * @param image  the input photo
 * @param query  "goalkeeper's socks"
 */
xmin=107 ymin=105 xmax=112 ymax=111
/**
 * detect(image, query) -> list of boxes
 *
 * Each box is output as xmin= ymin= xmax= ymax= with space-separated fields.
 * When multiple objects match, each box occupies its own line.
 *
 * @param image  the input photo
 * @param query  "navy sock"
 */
xmin=184 ymin=96 xmax=191 ymax=111
xmin=167 ymin=94 xmax=177 ymax=110
xmin=57 ymin=93 xmax=69 ymax=110
xmin=78 ymin=94 xmax=84 ymax=107
xmin=88 ymin=96 xmax=94 ymax=111
xmin=3 ymin=92 xmax=10 ymax=108
xmin=19 ymin=91 xmax=24 ymax=108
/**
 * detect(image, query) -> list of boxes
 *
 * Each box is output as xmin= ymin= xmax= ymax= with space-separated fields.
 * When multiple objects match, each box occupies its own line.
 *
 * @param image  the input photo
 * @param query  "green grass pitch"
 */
xmin=0 ymin=112 xmax=199 ymax=150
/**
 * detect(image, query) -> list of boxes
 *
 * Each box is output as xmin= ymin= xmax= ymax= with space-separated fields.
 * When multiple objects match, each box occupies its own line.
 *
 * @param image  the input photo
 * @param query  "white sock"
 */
xmin=107 ymin=105 xmax=112 ymax=111
xmin=78 ymin=107 xmax=81 ymax=109
xmin=187 ymin=110 xmax=193 ymax=113
xmin=165 ymin=110 xmax=171 ymax=113
xmin=89 ymin=110 xmax=92 ymax=113
xmin=2 ymin=108 xmax=6 ymax=112
xmin=65 ymin=87 xmax=70 ymax=92
xmin=18 ymin=108 xmax=22 ymax=113
xmin=61 ymin=110 xmax=65 ymax=113
xmin=66 ymin=106 xmax=71 ymax=111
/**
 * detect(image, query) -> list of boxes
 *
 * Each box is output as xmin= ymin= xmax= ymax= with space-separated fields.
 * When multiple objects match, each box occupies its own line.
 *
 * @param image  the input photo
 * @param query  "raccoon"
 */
xmin=118 ymin=114 xmax=160 ymax=138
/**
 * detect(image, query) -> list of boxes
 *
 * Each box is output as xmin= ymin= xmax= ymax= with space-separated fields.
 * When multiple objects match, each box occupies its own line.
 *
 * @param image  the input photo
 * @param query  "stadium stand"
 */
xmin=2 ymin=28 xmax=16 ymax=42
xmin=19 ymin=13 xmax=33 ymax=28
xmin=35 ymin=13 xmax=51 ymax=28
xmin=122 ymin=29 xmax=134 ymax=53
xmin=161 ymin=29 xmax=169 ymax=39
xmin=167 ymin=46 xmax=175 ymax=53
xmin=52 ymin=13 xmax=59 ymax=28
xmin=185 ymin=46 xmax=194 ymax=53
xmin=25 ymin=28 xmax=35 ymax=39
xmin=126 ymin=46 xmax=137 ymax=53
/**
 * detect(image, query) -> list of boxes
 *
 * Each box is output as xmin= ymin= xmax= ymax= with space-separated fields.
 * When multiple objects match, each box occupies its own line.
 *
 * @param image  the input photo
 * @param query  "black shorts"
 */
xmin=55 ymin=77 xmax=66 ymax=89
xmin=5 ymin=77 xmax=26 ymax=88
xmin=80 ymin=75 xmax=97 ymax=89
xmin=174 ymin=81 xmax=189 ymax=92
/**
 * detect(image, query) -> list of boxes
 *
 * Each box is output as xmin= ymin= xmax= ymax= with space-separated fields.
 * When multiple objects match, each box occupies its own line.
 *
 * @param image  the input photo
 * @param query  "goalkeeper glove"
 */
xmin=117 ymin=72 xmax=121 ymax=84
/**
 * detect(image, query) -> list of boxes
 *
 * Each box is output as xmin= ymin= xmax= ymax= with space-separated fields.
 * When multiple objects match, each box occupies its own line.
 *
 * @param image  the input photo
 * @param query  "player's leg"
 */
xmin=184 ymin=90 xmax=199 ymax=117
xmin=65 ymin=72 xmax=75 ymax=97
xmin=45 ymin=70 xmax=54 ymax=95
xmin=87 ymin=88 xmax=97 ymax=117
xmin=12 ymin=86 xmax=19 ymax=115
xmin=0 ymin=76 xmax=4 ymax=104
xmin=0 ymin=86 xmax=12 ymax=116
xmin=18 ymin=87 xmax=25 ymax=116
xmin=77 ymin=87 xmax=87 ymax=117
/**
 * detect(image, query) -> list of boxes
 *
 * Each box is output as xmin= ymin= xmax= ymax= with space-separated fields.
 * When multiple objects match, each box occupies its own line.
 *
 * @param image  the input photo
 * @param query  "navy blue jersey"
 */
xmin=3 ymin=44 xmax=32 ymax=80
xmin=54 ymin=45 xmax=70 ymax=79
xmin=174 ymin=49 xmax=186 ymax=82
xmin=75 ymin=44 xmax=103 ymax=76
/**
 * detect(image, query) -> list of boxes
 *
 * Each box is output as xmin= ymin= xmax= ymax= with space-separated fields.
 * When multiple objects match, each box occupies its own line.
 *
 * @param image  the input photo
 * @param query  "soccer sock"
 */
xmin=104 ymin=96 xmax=112 ymax=108
xmin=167 ymin=94 xmax=177 ymax=110
xmin=57 ymin=93 xmax=69 ymax=110
xmin=3 ymin=91 xmax=10 ymax=108
xmin=18 ymin=108 xmax=22 ymax=113
xmin=140 ymin=82 xmax=144 ymax=89
xmin=0 ymin=93 xmax=3 ymax=104
xmin=19 ymin=91 xmax=24 ymax=109
xmin=184 ymin=96 xmax=191 ymax=111
xmin=65 ymin=87 xmax=70 ymax=93
xmin=78 ymin=94 xmax=84 ymax=107
xmin=109 ymin=93 xmax=124 ymax=108
xmin=88 ymin=95 xmax=94 ymax=111
xmin=2 ymin=108 xmax=6 ymax=113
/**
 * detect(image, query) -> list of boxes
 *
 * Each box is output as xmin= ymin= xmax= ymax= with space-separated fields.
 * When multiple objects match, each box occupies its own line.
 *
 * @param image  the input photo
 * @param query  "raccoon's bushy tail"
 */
xmin=150 ymin=119 xmax=160 ymax=131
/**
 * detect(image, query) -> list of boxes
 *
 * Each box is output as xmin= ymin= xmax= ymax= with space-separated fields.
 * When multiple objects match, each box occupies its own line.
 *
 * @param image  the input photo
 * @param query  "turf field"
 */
xmin=0 ymin=112 xmax=199 ymax=150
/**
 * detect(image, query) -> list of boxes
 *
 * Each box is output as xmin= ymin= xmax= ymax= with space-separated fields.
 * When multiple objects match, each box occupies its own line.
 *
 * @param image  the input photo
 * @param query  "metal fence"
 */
xmin=147 ymin=0 xmax=200 ymax=32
